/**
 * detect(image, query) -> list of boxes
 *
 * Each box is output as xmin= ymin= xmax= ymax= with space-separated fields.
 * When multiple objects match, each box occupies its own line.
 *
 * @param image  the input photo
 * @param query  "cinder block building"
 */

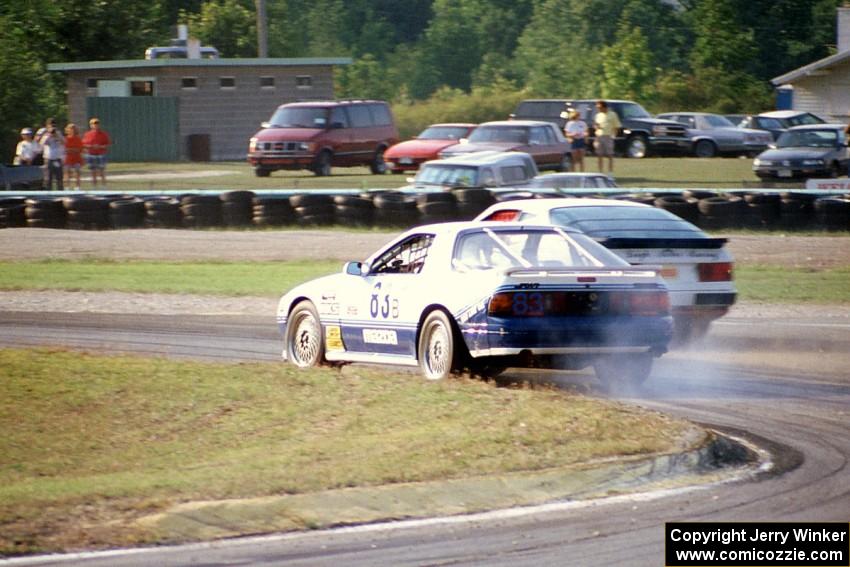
xmin=48 ymin=57 xmax=351 ymax=162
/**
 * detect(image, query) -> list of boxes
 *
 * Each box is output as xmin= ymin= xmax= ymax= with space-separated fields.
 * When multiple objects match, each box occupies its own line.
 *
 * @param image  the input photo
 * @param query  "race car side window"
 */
xmin=371 ymin=234 xmax=435 ymax=275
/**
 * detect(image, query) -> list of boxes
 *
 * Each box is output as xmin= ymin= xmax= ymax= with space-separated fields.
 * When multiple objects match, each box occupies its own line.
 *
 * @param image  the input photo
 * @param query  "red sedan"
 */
xmin=384 ymin=123 xmax=477 ymax=174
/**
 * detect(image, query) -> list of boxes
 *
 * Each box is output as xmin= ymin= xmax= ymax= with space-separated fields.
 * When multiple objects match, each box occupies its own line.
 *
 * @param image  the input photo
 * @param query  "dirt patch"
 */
xmin=3 ymin=228 xmax=850 ymax=267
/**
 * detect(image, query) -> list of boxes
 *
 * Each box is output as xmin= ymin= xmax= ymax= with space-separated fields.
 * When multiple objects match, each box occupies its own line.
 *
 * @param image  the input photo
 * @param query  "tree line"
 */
xmin=1 ymin=0 xmax=843 ymax=158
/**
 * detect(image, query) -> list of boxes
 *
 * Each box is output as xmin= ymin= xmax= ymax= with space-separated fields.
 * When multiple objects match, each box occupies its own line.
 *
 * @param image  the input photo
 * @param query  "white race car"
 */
xmin=277 ymin=222 xmax=673 ymax=387
xmin=475 ymin=199 xmax=737 ymax=341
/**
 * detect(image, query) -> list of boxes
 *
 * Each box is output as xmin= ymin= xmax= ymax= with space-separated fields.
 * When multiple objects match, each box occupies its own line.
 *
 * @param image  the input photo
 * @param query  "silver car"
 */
xmin=658 ymin=112 xmax=773 ymax=158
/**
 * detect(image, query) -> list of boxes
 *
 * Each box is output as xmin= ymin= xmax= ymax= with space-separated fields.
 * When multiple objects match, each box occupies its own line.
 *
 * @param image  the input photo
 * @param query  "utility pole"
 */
xmin=256 ymin=0 xmax=268 ymax=57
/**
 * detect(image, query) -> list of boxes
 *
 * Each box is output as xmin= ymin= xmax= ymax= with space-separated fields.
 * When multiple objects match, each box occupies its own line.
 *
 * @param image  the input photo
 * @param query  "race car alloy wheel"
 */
xmin=418 ymin=310 xmax=455 ymax=380
xmin=287 ymin=301 xmax=325 ymax=367
xmin=593 ymin=353 xmax=653 ymax=389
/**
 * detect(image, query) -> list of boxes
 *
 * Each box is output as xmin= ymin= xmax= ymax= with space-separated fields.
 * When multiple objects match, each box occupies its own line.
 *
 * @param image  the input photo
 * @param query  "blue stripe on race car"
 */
xmin=339 ymin=321 xmax=418 ymax=357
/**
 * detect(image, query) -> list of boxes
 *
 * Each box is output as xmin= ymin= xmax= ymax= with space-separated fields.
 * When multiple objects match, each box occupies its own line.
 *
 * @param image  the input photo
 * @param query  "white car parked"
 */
xmin=475 ymin=199 xmax=737 ymax=341
xmin=277 ymin=222 xmax=673 ymax=386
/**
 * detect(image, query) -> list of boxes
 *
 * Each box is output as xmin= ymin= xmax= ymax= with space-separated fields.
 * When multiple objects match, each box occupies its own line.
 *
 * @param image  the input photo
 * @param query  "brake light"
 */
xmin=624 ymin=291 xmax=670 ymax=316
xmin=698 ymin=262 xmax=733 ymax=282
xmin=487 ymin=290 xmax=670 ymax=317
xmin=487 ymin=210 xmax=521 ymax=222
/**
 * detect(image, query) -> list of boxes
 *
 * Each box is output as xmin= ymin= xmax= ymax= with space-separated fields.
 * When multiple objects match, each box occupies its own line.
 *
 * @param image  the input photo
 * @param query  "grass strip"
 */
xmin=0 ymin=259 xmax=338 ymax=296
xmin=1 ymin=260 xmax=850 ymax=304
xmin=0 ymin=347 xmax=692 ymax=553
xmin=734 ymin=265 xmax=850 ymax=303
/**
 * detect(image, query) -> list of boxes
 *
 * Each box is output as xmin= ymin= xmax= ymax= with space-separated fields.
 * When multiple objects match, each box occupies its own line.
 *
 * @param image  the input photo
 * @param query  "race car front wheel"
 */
xmin=287 ymin=301 xmax=325 ymax=367
xmin=418 ymin=310 xmax=456 ymax=380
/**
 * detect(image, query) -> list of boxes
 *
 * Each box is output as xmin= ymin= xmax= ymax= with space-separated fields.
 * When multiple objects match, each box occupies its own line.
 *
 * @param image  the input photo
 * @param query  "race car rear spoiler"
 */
xmin=505 ymin=265 xmax=662 ymax=278
xmin=597 ymin=237 xmax=728 ymax=249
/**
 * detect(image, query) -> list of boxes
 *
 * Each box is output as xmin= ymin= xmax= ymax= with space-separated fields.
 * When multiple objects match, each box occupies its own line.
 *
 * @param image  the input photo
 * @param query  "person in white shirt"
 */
xmin=14 ymin=128 xmax=40 ymax=165
xmin=564 ymin=109 xmax=588 ymax=172
xmin=38 ymin=118 xmax=66 ymax=191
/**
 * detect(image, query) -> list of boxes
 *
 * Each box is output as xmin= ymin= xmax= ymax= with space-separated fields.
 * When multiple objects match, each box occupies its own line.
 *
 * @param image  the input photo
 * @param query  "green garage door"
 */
xmin=86 ymin=97 xmax=179 ymax=162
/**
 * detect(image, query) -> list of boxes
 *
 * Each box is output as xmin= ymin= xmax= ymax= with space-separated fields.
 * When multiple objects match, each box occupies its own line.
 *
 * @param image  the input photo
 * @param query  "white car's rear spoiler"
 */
xmin=505 ymin=265 xmax=662 ymax=278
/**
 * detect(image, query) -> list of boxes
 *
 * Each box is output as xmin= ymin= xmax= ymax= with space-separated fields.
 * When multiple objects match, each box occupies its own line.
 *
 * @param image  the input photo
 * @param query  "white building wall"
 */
xmin=793 ymin=64 xmax=850 ymax=122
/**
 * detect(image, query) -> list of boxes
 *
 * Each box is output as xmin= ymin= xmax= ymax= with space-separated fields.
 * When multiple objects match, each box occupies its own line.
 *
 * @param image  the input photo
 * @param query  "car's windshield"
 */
xmin=775 ymin=129 xmax=838 ymax=148
xmin=453 ymin=228 xmax=629 ymax=271
xmin=268 ymin=107 xmax=329 ymax=128
xmin=704 ymin=114 xmax=735 ymax=128
xmin=617 ymin=102 xmax=651 ymax=119
xmin=418 ymin=126 xmax=470 ymax=140
xmin=549 ymin=206 xmax=706 ymax=239
xmin=468 ymin=126 xmax=529 ymax=144
xmin=415 ymin=164 xmax=479 ymax=187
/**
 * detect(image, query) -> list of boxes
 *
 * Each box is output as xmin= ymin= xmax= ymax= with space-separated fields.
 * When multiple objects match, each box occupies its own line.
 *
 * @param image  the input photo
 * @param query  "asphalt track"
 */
xmin=1 ymin=310 xmax=848 ymax=566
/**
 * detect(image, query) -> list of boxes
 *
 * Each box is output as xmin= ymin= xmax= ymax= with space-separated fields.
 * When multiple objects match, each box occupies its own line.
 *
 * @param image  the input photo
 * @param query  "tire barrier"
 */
xmin=180 ymin=194 xmax=222 ymax=228
xmin=0 ymin=197 xmax=27 ymax=228
xmin=253 ymin=196 xmax=295 ymax=226
xmin=653 ymin=195 xmax=699 ymax=225
xmin=814 ymin=196 xmax=850 ymax=231
xmin=7 ymin=189 xmax=850 ymax=232
xmin=220 ymin=190 xmax=255 ymax=227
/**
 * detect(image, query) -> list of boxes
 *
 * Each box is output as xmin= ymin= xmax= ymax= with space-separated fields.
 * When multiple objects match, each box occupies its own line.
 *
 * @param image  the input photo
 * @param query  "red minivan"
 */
xmin=248 ymin=100 xmax=399 ymax=177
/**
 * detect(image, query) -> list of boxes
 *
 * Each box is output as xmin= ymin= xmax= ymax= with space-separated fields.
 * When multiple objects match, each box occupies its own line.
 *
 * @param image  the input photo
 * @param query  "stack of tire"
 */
xmin=813 ymin=194 xmax=850 ymax=231
xmin=180 ymin=194 xmax=222 ymax=228
xmin=290 ymin=193 xmax=334 ymax=225
xmin=451 ymin=188 xmax=495 ymax=220
xmin=220 ymin=190 xmax=255 ymax=227
xmin=742 ymin=192 xmax=781 ymax=229
xmin=653 ymin=195 xmax=699 ymax=224
xmin=333 ymin=194 xmax=374 ymax=227
xmin=696 ymin=195 xmax=745 ymax=229
xmin=0 ymin=197 xmax=27 ymax=228
xmin=252 ymin=196 xmax=294 ymax=226
xmin=779 ymin=192 xmax=817 ymax=229
xmin=109 ymin=197 xmax=146 ymax=229
xmin=370 ymin=191 xmax=418 ymax=227
xmin=144 ymin=196 xmax=182 ymax=228
xmin=24 ymin=198 xmax=66 ymax=228
xmin=63 ymin=195 xmax=110 ymax=230
xmin=416 ymin=192 xmax=457 ymax=224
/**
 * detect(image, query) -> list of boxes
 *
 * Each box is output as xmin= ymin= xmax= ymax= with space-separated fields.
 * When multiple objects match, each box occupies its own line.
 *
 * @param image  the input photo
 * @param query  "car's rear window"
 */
xmin=469 ymin=126 xmax=529 ymax=144
xmin=549 ymin=206 xmax=706 ymax=239
xmin=418 ymin=126 xmax=470 ymax=140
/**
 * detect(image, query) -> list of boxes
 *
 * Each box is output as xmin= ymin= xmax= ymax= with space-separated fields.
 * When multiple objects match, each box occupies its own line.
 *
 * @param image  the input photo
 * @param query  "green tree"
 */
xmin=600 ymin=26 xmax=655 ymax=102
xmin=184 ymin=0 xmax=256 ymax=57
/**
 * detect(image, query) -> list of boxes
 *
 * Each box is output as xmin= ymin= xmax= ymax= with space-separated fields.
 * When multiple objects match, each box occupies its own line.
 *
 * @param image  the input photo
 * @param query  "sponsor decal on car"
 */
xmin=362 ymin=329 xmax=399 ymax=345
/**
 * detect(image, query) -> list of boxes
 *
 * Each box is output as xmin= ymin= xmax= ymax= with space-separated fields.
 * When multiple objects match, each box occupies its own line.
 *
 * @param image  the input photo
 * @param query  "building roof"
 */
xmin=771 ymin=50 xmax=850 ymax=86
xmin=47 ymin=57 xmax=352 ymax=72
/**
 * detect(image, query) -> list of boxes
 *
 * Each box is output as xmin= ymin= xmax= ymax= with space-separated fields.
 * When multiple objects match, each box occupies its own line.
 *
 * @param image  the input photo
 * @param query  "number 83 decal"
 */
xmin=370 ymin=282 xmax=400 ymax=319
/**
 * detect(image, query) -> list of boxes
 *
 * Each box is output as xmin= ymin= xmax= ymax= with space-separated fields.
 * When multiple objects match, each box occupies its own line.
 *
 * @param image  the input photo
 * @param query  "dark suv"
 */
xmin=248 ymin=100 xmax=399 ymax=176
xmin=510 ymin=99 xmax=691 ymax=158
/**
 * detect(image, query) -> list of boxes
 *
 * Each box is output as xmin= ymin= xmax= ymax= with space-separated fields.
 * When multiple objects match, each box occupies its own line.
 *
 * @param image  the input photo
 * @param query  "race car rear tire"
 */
xmin=593 ymin=353 xmax=653 ymax=389
xmin=418 ymin=310 xmax=457 ymax=380
xmin=287 ymin=301 xmax=325 ymax=368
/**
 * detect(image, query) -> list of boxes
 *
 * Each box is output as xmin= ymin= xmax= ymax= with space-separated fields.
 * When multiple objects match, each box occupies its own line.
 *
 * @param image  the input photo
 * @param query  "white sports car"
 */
xmin=277 ymin=222 xmax=673 ymax=386
xmin=475 ymin=199 xmax=737 ymax=341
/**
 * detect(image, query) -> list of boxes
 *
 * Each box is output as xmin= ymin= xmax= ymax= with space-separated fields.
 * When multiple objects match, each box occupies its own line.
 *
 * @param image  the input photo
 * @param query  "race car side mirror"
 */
xmin=345 ymin=261 xmax=367 ymax=276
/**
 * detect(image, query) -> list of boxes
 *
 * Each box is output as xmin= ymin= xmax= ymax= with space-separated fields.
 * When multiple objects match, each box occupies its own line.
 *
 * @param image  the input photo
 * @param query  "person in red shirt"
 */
xmin=82 ymin=117 xmax=111 ymax=187
xmin=64 ymin=123 xmax=84 ymax=190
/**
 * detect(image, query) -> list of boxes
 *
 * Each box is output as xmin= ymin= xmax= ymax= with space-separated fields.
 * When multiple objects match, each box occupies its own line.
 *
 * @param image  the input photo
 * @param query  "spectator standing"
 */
xmin=564 ymin=109 xmax=588 ymax=172
xmin=593 ymin=100 xmax=621 ymax=173
xmin=14 ymin=128 xmax=40 ymax=165
xmin=64 ymin=123 xmax=84 ymax=190
xmin=82 ymin=117 xmax=111 ymax=187
xmin=38 ymin=118 xmax=65 ymax=191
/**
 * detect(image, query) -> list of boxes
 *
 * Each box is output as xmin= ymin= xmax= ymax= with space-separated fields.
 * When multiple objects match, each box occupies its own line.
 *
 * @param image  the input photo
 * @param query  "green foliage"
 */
xmin=392 ymin=80 xmax=527 ymax=139
xmin=601 ymin=26 xmax=656 ymax=102
xmin=183 ymin=0 xmax=257 ymax=58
